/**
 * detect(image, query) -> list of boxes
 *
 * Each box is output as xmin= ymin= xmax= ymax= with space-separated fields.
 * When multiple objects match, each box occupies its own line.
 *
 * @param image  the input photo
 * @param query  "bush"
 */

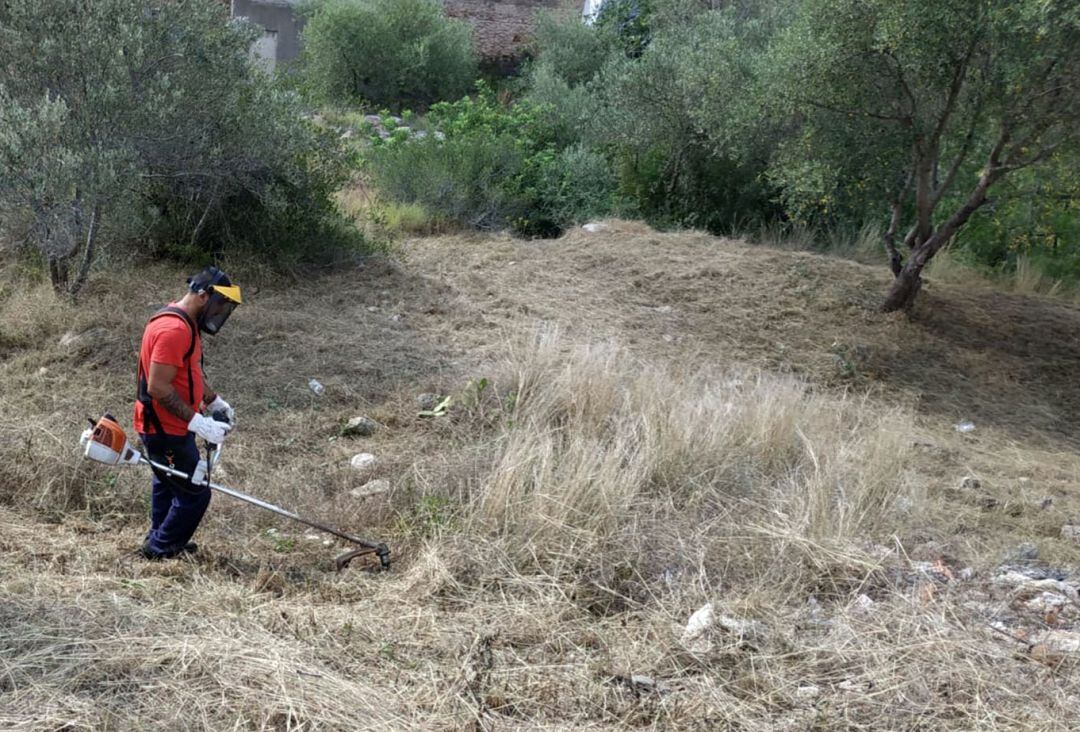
xmin=0 ymin=0 xmax=361 ymax=293
xmin=367 ymin=87 xmax=616 ymax=237
xmin=300 ymin=0 xmax=477 ymax=111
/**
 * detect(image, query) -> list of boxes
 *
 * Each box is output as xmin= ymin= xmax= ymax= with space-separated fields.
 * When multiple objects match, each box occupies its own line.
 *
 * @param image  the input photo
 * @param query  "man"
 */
xmin=134 ymin=266 xmax=242 ymax=559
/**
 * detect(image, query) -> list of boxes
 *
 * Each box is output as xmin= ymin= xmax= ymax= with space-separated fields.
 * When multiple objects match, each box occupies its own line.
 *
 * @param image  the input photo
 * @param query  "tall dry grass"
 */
xmin=454 ymin=329 xmax=916 ymax=604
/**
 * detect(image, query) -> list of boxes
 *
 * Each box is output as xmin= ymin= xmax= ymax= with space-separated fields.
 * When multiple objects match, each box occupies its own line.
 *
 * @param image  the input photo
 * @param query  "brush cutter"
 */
xmin=81 ymin=414 xmax=390 ymax=571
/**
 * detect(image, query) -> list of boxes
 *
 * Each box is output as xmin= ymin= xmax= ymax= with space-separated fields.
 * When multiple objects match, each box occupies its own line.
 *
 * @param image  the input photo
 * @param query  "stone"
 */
xmin=851 ymin=593 xmax=875 ymax=615
xmin=59 ymin=326 xmax=107 ymax=351
xmin=363 ymin=114 xmax=382 ymax=126
xmin=795 ymin=684 xmax=822 ymax=700
xmin=349 ymin=453 xmax=377 ymax=477
xmin=680 ymin=602 xmax=714 ymax=653
xmin=349 ymin=478 xmax=390 ymax=499
xmin=1029 ymin=630 xmax=1080 ymax=663
xmin=628 ymin=675 xmax=670 ymax=695
xmin=655 ymin=305 xmax=674 ymax=314
xmin=1004 ymin=542 xmax=1039 ymax=563
xmin=1061 ymin=525 xmax=1080 ymax=543
xmin=959 ymin=475 xmax=981 ymax=491
xmin=342 ymin=416 xmax=378 ymax=437
xmin=417 ymin=393 xmax=440 ymax=411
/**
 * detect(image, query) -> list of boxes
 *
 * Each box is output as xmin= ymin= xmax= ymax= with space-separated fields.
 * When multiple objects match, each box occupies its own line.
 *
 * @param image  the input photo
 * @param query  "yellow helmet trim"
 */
xmin=211 ymin=284 xmax=242 ymax=304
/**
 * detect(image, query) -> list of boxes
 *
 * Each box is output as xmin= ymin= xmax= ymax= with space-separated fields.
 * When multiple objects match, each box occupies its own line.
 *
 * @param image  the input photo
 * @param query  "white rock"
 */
xmin=851 ymin=594 xmax=875 ymax=614
xmin=959 ymin=475 xmax=981 ymax=490
xmin=349 ymin=453 xmax=377 ymax=476
xmin=795 ymin=684 xmax=822 ymax=700
xmin=343 ymin=416 xmax=378 ymax=437
xmin=1030 ymin=630 xmax=1080 ymax=660
xmin=838 ymin=679 xmax=867 ymax=693
xmin=680 ymin=602 xmax=714 ymax=653
xmin=1061 ymin=525 xmax=1080 ymax=543
xmin=349 ymin=478 xmax=390 ymax=499
xmin=655 ymin=305 xmax=674 ymax=314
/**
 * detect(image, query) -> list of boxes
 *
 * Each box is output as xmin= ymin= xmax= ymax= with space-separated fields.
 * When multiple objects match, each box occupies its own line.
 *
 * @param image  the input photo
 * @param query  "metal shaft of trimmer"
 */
xmin=143 ymin=456 xmax=390 ymax=568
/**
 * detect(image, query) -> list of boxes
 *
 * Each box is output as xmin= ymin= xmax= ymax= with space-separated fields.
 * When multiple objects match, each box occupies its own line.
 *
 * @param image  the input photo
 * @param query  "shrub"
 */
xmin=367 ymin=87 xmax=616 ymax=237
xmin=300 ymin=0 xmax=477 ymax=111
xmin=0 ymin=0 xmax=361 ymax=293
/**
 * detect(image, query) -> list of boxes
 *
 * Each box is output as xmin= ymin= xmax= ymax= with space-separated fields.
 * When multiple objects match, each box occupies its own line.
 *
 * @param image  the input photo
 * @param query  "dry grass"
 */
xmin=2 ymin=223 xmax=1079 ymax=729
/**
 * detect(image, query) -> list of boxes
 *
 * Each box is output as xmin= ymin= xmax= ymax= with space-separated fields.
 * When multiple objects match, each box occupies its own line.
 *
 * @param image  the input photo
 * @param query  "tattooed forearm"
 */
xmin=158 ymin=388 xmax=196 ymax=423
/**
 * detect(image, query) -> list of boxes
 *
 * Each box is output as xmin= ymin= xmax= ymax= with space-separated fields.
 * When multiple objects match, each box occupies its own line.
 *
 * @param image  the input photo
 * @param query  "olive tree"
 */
xmin=0 ymin=0 xmax=352 ymax=297
xmin=769 ymin=0 xmax=1080 ymax=311
xmin=299 ymin=0 xmax=477 ymax=111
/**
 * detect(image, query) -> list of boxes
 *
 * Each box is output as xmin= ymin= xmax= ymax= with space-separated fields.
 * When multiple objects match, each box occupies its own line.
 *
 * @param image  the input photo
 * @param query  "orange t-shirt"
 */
xmin=134 ymin=306 xmax=203 ymax=436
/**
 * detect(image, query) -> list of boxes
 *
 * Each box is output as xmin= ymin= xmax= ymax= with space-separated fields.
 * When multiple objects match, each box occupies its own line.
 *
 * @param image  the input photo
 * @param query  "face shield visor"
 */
xmin=198 ymin=283 xmax=242 ymax=335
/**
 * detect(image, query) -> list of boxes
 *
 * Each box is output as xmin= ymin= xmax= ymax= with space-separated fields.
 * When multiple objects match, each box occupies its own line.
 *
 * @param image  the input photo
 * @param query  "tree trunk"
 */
xmin=69 ymin=203 xmax=101 ymax=300
xmin=882 ymin=164 xmax=1002 ymax=312
xmin=48 ymin=254 xmax=68 ymax=293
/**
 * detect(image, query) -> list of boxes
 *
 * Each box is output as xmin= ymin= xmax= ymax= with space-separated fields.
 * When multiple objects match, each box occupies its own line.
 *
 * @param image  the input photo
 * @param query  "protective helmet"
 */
xmin=187 ymin=266 xmax=242 ymax=335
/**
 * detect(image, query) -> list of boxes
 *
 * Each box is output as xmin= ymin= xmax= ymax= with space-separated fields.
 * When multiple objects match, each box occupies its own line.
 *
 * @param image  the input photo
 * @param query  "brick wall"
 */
xmin=444 ymin=0 xmax=583 ymax=60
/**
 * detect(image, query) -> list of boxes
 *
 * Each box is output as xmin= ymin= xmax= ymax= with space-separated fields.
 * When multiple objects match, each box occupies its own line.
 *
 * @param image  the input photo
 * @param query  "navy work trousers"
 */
xmin=140 ymin=431 xmax=211 ymax=555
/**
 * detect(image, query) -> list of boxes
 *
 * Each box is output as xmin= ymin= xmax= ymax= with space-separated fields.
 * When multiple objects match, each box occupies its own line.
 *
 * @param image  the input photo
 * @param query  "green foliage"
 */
xmin=767 ymin=0 xmax=1080 ymax=296
xmin=299 ymin=0 xmax=477 ymax=111
xmin=0 ymin=0 xmax=361 ymax=290
xmin=367 ymin=85 xmax=616 ymax=237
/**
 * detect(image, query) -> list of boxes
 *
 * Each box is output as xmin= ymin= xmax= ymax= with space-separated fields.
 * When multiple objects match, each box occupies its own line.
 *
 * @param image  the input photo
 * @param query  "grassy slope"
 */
xmin=1 ymin=222 xmax=1079 ymax=729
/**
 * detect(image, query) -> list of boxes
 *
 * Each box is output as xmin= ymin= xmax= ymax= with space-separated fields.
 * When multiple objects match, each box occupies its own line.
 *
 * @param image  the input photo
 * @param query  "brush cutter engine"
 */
xmin=82 ymin=414 xmax=143 ymax=466
xmin=80 ymin=414 xmax=390 ymax=570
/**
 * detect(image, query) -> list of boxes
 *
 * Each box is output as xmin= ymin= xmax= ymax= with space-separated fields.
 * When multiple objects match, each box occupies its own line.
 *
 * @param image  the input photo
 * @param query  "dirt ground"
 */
xmin=2 ymin=221 xmax=1079 ymax=729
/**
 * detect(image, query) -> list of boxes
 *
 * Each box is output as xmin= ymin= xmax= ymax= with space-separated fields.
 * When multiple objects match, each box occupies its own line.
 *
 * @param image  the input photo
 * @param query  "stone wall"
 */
xmin=444 ymin=0 xmax=583 ymax=60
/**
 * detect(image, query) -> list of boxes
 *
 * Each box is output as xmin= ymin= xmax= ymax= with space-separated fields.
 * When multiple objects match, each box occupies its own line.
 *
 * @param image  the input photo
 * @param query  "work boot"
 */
xmin=139 ymin=540 xmax=196 ymax=560
xmin=140 ymin=541 xmax=177 ymax=560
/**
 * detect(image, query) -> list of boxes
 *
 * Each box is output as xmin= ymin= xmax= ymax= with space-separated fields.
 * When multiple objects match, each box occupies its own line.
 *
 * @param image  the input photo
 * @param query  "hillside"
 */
xmin=2 ymin=223 xmax=1079 ymax=730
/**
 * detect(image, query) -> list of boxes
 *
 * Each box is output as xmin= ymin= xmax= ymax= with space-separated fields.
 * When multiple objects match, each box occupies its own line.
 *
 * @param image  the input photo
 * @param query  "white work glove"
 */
xmin=79 ymin=427 xmax=94 ymax=448
xmin=207 ymin=395 xmax=236 ymax=426
xmin=188 ymin=412 xmax=233 ymax=444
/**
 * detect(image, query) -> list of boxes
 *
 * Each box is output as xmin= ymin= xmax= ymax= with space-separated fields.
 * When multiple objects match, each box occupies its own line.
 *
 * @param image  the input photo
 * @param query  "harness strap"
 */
xmin=137 ymin=306 xmax=198 ymax=435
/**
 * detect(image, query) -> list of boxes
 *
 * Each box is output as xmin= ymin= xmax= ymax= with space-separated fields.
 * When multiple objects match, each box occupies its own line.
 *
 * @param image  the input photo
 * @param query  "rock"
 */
xmin=1029 ymin=630 xmax=1080 ymax=663
xmin=342 ymin=416 xmax=378 ymax=437
xmin=795 ymin=684 xmax=822 ymax=700
xmin=37 ymin=366 xmax=48 ymax=376
xmin=837 ymin=679 xmax=869 ymax=693
xmin=59 ymin=326 xmax=107 ymax=351
xmin=349 ymin=453 xmax=377 ymax=477
xmin=715 ymin=614 xmax=767 ymax=641
xmin=959 ymin=475 xmax=981 ymax=491
xmin=366 ymin=305 xmax=379 ymax=312
xmin=655 ymin=305 xmax=674 ymax=314
xmin=629 ymin=674 xmax=670 ymax=696
xmin=1004 ymin=542 xmax=1039 ymax=563
xmin=680 ymin=602 xmax=714 ymax=653
xmin=1061 ymin=525 xmax=1080 ymax=543
xmin=1039 ymin=497 xmax=1053 ymax=510
xmin=363 ymin=114 xmax=382 ymax=126
xmin=417 ymin=393 xmax=440 ymax=411
xmin=349 ymin=478 xmax=390 ymax=499
xmin=851 ymin=593 xmax=875 ymax=615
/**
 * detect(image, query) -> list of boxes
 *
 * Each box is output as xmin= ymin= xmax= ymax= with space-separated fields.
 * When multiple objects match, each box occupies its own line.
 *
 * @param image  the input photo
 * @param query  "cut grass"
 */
xmin=1 ymin=222 xmax=1078 ymax=729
